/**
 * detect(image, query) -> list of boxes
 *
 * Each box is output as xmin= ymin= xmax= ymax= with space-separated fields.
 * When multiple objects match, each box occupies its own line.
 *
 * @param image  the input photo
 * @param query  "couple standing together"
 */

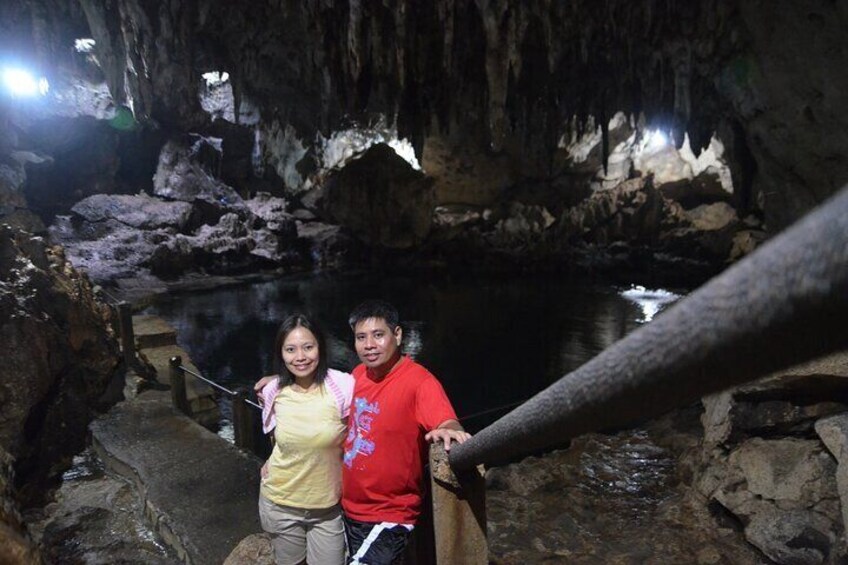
xmin=255 ymin=300 xmax=470 ymax=564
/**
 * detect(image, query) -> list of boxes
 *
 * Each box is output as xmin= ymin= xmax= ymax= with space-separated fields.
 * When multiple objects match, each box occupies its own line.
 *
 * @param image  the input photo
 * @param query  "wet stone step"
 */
xmin=133 ymin=314 xmax=178 ymax=349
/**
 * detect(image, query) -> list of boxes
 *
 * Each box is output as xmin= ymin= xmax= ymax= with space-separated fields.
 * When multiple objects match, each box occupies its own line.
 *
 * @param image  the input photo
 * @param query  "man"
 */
xmin=342 ymin=300 xmax=470 ymax=564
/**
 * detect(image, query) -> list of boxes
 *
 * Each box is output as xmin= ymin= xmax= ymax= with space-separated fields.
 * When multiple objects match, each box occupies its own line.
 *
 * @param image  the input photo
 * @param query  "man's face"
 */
xmin=353 ymin=317 xmax=402 ymax=370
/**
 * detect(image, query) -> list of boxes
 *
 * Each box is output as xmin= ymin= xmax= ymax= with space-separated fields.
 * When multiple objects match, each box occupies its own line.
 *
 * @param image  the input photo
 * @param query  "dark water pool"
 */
xmin=143 ymin=272 xmax=682 ymax=433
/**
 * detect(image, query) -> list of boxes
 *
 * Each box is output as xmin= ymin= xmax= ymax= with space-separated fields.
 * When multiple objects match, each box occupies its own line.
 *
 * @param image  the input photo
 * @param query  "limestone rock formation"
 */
xmin=696 ymin=352 xmax=848 ymax=563
xmin=71 ymin=193 xmax=193 ymax=231
xmin=321 ymin=143 xmax=434 ymax=249
xmin=153 ymin=136 xmax=246 ymax=216
xmin=0 ymin=224 xmax=120 ymax=563
xmin=0 ymin=449 xmax=41 ymax=565
xmin=816 ymin=415 xmax=848 ymax=539
xmin=50 ymin=190 xmax=301 ymax=283
xmin=0 ymin=225 xmax=119 ymax=469
xmin=148 ymin=212 xmax=297 ymax=279
xmin=710 ymin=438 xmax=840 ymax=564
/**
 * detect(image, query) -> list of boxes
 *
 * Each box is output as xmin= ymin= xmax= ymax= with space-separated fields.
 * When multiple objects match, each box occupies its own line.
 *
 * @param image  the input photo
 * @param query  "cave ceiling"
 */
xmin=2 ymin=0 xmax=847 ymax=230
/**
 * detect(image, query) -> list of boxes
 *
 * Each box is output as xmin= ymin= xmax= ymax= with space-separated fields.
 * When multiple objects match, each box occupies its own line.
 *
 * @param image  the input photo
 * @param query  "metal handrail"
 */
xmin=179 ymin=365 xmax=262 ymax=410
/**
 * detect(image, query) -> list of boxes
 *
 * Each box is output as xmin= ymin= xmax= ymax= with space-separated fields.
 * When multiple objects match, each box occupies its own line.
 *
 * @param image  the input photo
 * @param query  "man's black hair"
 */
xmin=348 ymin=300 xmax=400 ymax=330
xmin=273 ymin=313 xmax=329 ymax=388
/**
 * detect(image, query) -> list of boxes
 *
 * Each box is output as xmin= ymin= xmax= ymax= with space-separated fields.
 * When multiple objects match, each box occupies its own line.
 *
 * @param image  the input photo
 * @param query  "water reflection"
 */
xmin=620 ymin=285 xmax=681 ymax=323
xmin=145 ymin=274 xmax=684 ymax=432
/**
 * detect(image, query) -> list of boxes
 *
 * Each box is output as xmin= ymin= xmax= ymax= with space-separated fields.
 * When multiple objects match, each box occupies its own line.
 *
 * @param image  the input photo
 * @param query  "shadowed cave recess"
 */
xmin=2 ymin=1 xmax=848 ymax=563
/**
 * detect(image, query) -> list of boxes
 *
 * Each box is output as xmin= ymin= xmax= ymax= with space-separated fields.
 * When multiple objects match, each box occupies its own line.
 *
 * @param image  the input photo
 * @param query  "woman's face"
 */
xmin=281 ymin=326 xmax=320 ymax=380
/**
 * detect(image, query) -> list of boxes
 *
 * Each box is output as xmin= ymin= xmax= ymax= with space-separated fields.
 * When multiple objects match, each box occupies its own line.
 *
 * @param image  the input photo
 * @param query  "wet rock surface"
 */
xmin=24 ymin=448 xmax=179 ymax=565
xmin=486 ymin=423 xmax=762 ymax=564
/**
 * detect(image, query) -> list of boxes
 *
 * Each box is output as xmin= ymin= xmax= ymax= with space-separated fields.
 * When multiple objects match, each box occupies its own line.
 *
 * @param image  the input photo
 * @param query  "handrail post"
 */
xmin=117 ymin=301 xmax=135 ymax=369
xmin=169 ymin=356 xmax=191 ymax=416
xmin=428 ymin=443 xmax=487 ymax=564
xmin=233 ymin=388 xmax=258 ymax=455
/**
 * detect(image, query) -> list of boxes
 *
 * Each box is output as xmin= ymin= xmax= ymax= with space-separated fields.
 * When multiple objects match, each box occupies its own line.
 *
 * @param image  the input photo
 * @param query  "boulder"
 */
xmin=685 ymin=202 xmax=738 ymax=232
xmin=558 ymin=177 xmax=674 ymax=245
xmin=709 ymin=438 xmax=841 ymax=564
xmin=223 ymin=534 xmax=274 ymax=565
xmin=745 ymin=507 xmax=838 ymax=565
xmin=71 ymin=193 xmax=193 ymax=231
xmin=153 ymin=136 xmax=245 ymax=213
xmin=49 ymin=214 xmax=175 ymax=283
xmin=244 ymin=193 xmax=296 ymax=238
xmin=816 ymin=414 xmax=848 ymax=537
xmin=490 ymin=202 xmax=555 ymax=245
xmin=659 ymin=171 xmax=733 ymax=209
xmin=148 ymin=213 xmax=294 ymax=279
xmin=321 ymin=143 xmax=434 ymax=248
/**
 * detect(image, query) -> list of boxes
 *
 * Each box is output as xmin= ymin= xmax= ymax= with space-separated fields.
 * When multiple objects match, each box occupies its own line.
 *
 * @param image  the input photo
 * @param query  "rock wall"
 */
xmin=0 ymin=449 xmax=41 ymax=565
xmin=0 ymin=224 xmax=119 ymax=489
xmin=1 ymin=0 xmax=844 ymax=283
xmin=6 ymin=0 xmax=844 ymax=231
xmin=696 ymin=352 xmax=848 ymax=563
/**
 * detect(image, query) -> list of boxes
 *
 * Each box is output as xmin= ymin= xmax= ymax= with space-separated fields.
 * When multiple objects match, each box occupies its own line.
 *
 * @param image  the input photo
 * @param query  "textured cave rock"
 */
xmin=3 ymin=0 xmax=847 ymax=234
xmin=0 ymin=152 xmax=47 ymax=234
xmin=321 ymin=143 xmax=435 ymax=249
xmin=0 ymin=225 xmax=119 ymax=494
xmin=696 ymin=353 xmax=848 ymax=563
xmin=223 ymin=534 xmax=274 ymax=565
xmin=48 ymin=189 xmax=306 ymax=283
xmin=48 ymin=193 xmax=189 ymax=282
xmin=817 ymin=415 xmax=848 ymax=540
xmin=153 ymin=136 xmax=245 ymax=209
xmin=708 ymin=438 xmax=841 ymax=565
xmin=70 ymin=193 xmax=194 ymax=231
xmin=0 ymin=450 xmax=42 ymax=565
xmin=148 ymin=212 xmax=293 ymax=279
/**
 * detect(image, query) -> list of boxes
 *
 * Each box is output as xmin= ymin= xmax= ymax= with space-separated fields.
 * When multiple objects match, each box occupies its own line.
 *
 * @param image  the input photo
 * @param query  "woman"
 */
xmin=257 ymin=313 xmax=354 ymax=565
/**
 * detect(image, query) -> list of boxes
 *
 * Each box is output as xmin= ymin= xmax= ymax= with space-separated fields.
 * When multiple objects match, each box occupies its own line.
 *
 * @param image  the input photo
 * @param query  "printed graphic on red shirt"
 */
xmin=343 ymin=397 xmax=380 ymax=469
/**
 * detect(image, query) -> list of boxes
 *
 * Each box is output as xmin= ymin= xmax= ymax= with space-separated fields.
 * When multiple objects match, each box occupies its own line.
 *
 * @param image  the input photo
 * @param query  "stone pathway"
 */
xmin=88 ymin=314 xmax=263 ymax=564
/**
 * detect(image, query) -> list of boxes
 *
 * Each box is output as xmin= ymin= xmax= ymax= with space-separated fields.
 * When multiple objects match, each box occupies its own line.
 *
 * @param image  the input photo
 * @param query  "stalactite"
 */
xmin=347 ymin=0 xmax=363 ymax=88
xmin=394 ymin=2 xmax=406 ymax=89
xmin=475 ymin=0 xmax=511 ymax=152
xmin=600 ymin=104 xmax=609 ymax=175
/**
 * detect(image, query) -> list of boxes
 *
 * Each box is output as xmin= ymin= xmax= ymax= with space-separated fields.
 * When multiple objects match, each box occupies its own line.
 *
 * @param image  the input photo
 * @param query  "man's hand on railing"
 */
xmin=425 ymin=419 xmax=472 ymax=452
xmin=253 ymin=375 xmax=276 ymax=407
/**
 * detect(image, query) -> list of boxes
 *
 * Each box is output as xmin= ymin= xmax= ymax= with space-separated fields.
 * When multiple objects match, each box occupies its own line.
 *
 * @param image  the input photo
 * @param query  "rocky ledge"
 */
xmin=0 ymin=224 xmax=120 ymax=561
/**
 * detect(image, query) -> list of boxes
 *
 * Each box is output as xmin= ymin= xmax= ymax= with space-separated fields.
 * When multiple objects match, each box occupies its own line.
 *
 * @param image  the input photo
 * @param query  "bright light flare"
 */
xmin=620 ymin=285 xmax=680 ymax=323
xmin=646 ymin=130 xmax=668 ymax=150
xmin=2 ymin=68 xmax=49 ymax=97
xmin=202 ymin=71 xmax=230 ymax=86
xmin=74 ymin=38 xmax=96 ymax=53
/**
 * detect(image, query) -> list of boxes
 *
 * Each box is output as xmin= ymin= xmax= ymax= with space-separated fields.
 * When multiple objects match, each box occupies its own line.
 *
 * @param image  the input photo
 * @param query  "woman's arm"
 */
xmin=253 ymin=375 xmax=276 ymax=406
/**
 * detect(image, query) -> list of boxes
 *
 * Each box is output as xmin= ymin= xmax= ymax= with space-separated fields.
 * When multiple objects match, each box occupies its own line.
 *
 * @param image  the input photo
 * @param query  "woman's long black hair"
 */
xmin=273 ymin=313 xmax=329 ymax=388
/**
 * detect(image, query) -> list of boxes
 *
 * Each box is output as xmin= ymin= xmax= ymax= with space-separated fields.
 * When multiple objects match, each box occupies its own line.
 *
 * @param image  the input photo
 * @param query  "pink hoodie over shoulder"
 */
xmin=259 ymin=368 xmax=354 ymax=434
